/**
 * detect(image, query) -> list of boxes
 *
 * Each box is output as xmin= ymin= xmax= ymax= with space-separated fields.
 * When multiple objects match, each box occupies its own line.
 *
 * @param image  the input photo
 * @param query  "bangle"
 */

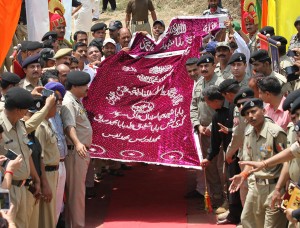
xmin=4 ymin=170 xmax=13 ymax=176
xmin=240 ymin=171 xmax=249 ymax=179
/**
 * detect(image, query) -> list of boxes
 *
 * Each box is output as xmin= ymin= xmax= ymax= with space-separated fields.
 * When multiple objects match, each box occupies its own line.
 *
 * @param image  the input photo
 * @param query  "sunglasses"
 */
xmin=236 ymin=102 xmax=245 ymax=108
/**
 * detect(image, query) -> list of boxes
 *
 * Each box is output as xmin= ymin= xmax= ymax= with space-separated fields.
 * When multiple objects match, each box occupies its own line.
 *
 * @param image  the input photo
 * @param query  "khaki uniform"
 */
xmin=0 ymin=111 xmax=32 ymax=227
xmin=58 ymin=39 xmax=72 ymax=49
xmin=237 ymin=73 xmax=250 ymax=89
xmin=215 ymin=63 xmax=233 ymax=80
xmin=19 ymin=78 xmax=42 ymax=92
xmin=60 ymin=91 xmax=92 ymax=228
xmin=126 ymin=0 xmax=155 ymax=35
xmin=35 ymin=120 xmax=60 ymax=228
xmin=241 ymin=119 xmax=287 ymax=228
xmin=191 ymin=73 xmax=225 ymax=204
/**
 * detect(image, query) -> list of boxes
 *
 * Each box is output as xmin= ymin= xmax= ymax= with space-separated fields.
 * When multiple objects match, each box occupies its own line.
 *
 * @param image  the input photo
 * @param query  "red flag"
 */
xmin=0 ymin=1 xmax=22 ymax=66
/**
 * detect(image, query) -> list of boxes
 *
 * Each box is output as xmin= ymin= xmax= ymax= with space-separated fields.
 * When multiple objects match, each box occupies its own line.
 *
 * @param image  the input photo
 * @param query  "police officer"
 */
xmin=35 ymin=91 xmax=59 ymax=228
xmin=91 ymin=23 xmax=108 ymax=41
xmin=20 ymin=54 xmax=43 ymax=92
xmin=0 ymin=72 xmax=21 ymax=112
xmin=0 ymin=87 xmax=41 ymax=227
xmin=60 ymin=71 xmax=92 ymax=228
xmin=45 ymin=81 xmax=68 ymax=223
xmin=250 ymin=49 xmax=291 ymax=93
xmin=229 ymin=98 xmax=287 ymax=228
xmin=193 ymin=55 xmax=225 ymax=210
xmin=215 ymin=42 xmax=233 ymax=80
xmin=228 ymin=53 xmax=250 ymax=88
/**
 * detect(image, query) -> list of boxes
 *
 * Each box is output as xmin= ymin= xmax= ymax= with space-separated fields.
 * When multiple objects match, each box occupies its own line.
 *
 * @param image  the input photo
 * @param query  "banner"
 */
xmin=83 ymin=16 xmax=223 ymax=169
xmin=0 ymin=0 xmax=21 ymax=66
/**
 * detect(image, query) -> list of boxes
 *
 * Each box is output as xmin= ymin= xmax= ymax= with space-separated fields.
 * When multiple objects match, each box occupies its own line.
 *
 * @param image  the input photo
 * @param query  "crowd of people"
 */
xmin=184 ymin=1 xmax=300 ymax=228
xmin=0 ymin=0 xmax=300 ymax=227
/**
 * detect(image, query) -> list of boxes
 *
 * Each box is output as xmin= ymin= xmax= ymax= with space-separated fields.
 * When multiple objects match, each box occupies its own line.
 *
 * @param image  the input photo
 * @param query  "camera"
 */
xmin=0 ymin=188 xmax=10 ymax=211
xmin=287 ymin=50 xmax=297 ymax=57
xmin=42 ymin=89 xmax=54 ymax=97
xmin=285 ymin=65 xmax=300 ymax=82
xmin=1 ymin=149 xmax=18 ymax=168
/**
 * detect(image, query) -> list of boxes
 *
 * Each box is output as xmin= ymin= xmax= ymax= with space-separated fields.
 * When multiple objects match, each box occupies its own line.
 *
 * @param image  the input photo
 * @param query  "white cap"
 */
xmin=103 ymin=38 xmax=116 ymax=47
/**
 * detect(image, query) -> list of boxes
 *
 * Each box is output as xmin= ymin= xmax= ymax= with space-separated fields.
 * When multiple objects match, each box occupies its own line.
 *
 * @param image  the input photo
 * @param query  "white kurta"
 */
xmin=73 ymin=0 xmax=93 ymax=33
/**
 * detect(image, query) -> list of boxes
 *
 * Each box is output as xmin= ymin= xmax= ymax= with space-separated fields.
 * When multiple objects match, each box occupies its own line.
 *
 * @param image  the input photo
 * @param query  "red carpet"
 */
xmin=86 ymin=164 xmax=236 ymax=228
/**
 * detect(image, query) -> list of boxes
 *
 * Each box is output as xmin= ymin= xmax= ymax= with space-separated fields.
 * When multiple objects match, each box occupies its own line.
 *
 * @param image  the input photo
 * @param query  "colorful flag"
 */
xmin=0 ymin=0 xmax=22 ymax=66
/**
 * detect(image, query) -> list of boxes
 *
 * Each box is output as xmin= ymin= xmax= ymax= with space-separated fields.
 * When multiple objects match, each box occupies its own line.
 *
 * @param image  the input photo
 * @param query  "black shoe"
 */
xmin=92 ymin=17 xmax=99 ymax=21
xmin=184 ymin=190 xmax=204 ymax=199
xmin=86 ymin=187 xmax=96 ymax=199
xmin=121 ymin=164 xmax=133 ymax=170
xmin=94 ymin=173 xmax=103 ymax=182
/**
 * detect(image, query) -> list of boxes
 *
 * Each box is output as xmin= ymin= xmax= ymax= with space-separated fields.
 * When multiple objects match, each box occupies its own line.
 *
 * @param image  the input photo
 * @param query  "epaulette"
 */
xmin=267 ymin=126 xmax=280 ymax=138
xmin=64 ymin=39 xmax=73 ymax=48
xmin=245 ymin=125 xmax=253 ymax=136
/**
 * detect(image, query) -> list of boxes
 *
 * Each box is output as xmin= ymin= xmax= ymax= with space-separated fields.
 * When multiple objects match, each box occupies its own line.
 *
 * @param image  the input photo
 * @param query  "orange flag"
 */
xmin=0 ymin=0 xmax=22 ymax=67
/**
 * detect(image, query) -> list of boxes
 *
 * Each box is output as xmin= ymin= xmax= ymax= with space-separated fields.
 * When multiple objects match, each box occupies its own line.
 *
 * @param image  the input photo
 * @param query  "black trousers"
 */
xmin=102 ymin=0 xmax=116 ymax=10
xmin=226 ymin=156 xmax=243 ymax=222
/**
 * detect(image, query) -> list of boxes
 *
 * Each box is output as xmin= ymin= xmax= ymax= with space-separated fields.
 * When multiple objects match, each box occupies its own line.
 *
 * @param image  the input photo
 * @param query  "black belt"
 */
xmin=67 ymin=145 xmax=75 ymax=150
xmin=255 ymin=177 xmax=279 ymax=185
xmin=132 ymin=20 xmax=148 ymax=25
xmin=45 ymin=165 xmax=59 ymax=172
xmin=11 ymin=179 xmax=26 ymax=187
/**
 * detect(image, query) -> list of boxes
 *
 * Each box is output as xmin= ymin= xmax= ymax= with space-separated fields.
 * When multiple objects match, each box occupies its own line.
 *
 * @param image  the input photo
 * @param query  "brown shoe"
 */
xmin=215 ymin=201 xmax=229 ymax=214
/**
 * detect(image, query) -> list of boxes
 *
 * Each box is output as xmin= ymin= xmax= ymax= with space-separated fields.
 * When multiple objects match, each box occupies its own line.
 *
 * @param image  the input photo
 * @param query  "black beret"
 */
xmin=259 ymin=26 xmax=275 ymax=36
xmin=197 ymin=54 xmax=214 ymax=65
xmin=233 ymin=88 xmax=254 ymax=104
xmin=228 ymin=53 xmax=246 ymax=65
xmin=241 ymin=98 xmax=264 ymax=116
xmin=218 ymin=79 xmax=239 ymax=93
xmin=283 ymin=89 xmax=300 ymax=111
xmin=108 ymin=20 xmax=123 ymax=30
xmin=291 ymin=96 xmax=300 ymax=114
xmin=40 ymin=48 xmax=55 ymax=60
xmin=26 ymin=41 xmax=43 ymax=51
xmin=91 ymin=23 xmax=107 ymax=32
xmin=22 ymin=54 xmax=41 ymax=68
xmin=67 ymin=71 xmax=90 ymax=86
xmin=28 ymin=96 xmax=45 ymax=113
xmin=42 ymin=31 xmax=58 ymax=41
xmin=294 ymin=120 xmax=300 ymax=133
xmin=5 ymin=87 xmax=34 ymax=110
xmin=20 ymin=41 xmax=30 ymax=51
xmin=249 ymin=50 xmax=270 ymax=64
xmin=185 ymin=58 xmax=198 ymax=65
xmin=1 ymin=72 xmax=21 ymax=85
xmin=271 ymin=35 xmax=287 ymax=46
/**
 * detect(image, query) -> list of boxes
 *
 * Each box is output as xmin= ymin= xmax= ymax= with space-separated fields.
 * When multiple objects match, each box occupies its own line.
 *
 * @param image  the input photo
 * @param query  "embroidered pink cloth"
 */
xmin=83 ymin=17 xmax=222 ymax=168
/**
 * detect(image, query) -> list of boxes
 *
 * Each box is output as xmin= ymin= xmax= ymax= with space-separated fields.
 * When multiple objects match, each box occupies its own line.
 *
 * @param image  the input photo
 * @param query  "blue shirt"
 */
xmin=49 ymin=112 xmax=68 ymax=158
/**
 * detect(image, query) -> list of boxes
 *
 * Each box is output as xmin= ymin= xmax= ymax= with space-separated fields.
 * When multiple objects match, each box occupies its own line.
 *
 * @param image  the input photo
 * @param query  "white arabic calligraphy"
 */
xmin=106 ymin=85 xmax=183 ymax=106
xmin=102 ymin=132 xmax=161 ymax=143
xmin=167 ymin=23 xmax=187 ymax=35
xmin=122 ymin=66 xmax=137 ymax=72
xmin=140 ymin=38 xmax=155 ymax=51
xmin=149 ymin=65 xmax=173 ymax=74
xmin=94 ymin=113 xmax=186 ymax=133
xmin=136 ymin=70 xmax=173 ymax=84
xmin=202 ymin=22 xmax=218 ymax=33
